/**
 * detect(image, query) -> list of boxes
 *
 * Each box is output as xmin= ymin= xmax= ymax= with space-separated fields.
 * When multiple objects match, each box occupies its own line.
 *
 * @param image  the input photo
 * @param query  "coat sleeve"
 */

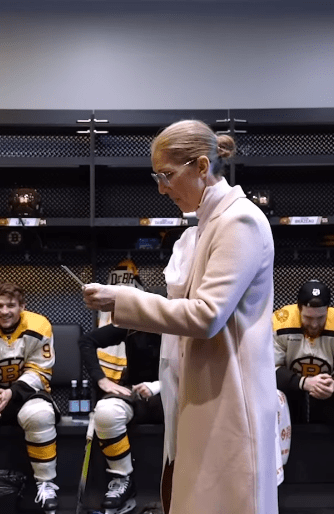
xmin=114 ymin=206 xmax=271 ymax=339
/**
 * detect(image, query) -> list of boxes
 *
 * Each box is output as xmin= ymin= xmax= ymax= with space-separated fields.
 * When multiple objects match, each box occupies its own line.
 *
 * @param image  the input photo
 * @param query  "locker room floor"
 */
xmin=278 ymin=483 xmax=334 ymax=514
xmin=18 ymin=492 xmax=160 ymax=514
xmin=17 ymin=485 xmax=334 ymax=514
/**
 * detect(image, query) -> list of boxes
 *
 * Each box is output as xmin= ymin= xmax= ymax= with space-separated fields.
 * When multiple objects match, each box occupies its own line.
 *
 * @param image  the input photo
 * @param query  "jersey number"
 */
xmin=43 ymin=343 xmax=51 ymax=359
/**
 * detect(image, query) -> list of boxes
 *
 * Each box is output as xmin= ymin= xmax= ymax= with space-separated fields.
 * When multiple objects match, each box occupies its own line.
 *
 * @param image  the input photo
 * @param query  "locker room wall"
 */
xmin=1 ymin=107 xmax=334 ymax=413
xmin=0 ymin=0 xmax=334 ymax=110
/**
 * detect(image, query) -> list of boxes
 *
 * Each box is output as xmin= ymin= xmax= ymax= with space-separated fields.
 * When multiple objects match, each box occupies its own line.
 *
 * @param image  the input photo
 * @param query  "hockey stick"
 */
xmin=76 ymin=412 xmax=95 ymax=514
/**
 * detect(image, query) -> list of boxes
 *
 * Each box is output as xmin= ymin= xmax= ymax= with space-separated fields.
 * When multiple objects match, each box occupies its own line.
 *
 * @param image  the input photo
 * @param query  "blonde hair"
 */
xmin=151 ymin=120 xmax=235 ymax=175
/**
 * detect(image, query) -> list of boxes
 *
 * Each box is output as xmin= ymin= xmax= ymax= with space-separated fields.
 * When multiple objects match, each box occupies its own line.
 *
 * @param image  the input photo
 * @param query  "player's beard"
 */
xmin=303 ymin=326 xmax=325 ymax=339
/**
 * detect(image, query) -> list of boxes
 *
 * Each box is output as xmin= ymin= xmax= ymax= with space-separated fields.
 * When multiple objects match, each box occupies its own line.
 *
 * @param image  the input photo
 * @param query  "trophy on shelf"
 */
xmin=8 ymin=188 xmax=42 ymax=217
xmin=245 ymin=190 xmax=275 ymax=217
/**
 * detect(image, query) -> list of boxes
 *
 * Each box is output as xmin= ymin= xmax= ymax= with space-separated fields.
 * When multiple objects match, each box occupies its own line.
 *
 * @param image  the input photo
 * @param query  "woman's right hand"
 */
xmin=97 ymin=377 xmax=132 ymax=396
xmin=83 ymin=283 xmax=118 ymax=312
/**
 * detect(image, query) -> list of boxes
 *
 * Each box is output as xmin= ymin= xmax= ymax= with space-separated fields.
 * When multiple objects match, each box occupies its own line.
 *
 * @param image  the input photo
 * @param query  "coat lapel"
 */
xmin=184 ymin=185 xmax=246 ymax=299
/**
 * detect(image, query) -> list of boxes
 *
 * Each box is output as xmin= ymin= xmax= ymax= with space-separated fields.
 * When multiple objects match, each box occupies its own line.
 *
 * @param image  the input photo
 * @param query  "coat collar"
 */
xmin=196 ymin=179 xmax=246 ymax=237
xmin=208 ymin=184 xmax=246 ymax=222
xmin=184 ymin=184 xmax=246 ymax=298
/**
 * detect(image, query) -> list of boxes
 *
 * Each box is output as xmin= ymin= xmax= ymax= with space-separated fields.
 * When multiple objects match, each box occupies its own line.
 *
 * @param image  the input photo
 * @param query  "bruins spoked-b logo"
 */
xmin=0 ymin=357 xmax=24 ymax=385
xmin=291 ymin=356 xmax=331 ymax=377
xmin=275 ymin=309 xmax=289 ymax=323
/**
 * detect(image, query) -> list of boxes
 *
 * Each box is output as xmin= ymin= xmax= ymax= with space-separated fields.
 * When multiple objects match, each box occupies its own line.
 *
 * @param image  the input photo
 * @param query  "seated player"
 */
xmin=78 ymin=323 xmax=163 ymax=514
xmin=273 ymin=279 xmax=334 ymax=423
xmin=0 ymin=282 xmax=59 ymax=514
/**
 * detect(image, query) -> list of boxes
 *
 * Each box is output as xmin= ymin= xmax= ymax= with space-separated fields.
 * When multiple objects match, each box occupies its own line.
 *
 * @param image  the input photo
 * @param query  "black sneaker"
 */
xmin=34 ymin=480 xmax=59 ymax=512
xmin=102 ymin=473 xmax=136 ymax=511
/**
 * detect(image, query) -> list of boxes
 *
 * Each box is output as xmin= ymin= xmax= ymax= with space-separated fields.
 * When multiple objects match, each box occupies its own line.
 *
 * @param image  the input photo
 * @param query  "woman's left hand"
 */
xmin=83 ymin=283 xmax=118 ymax=311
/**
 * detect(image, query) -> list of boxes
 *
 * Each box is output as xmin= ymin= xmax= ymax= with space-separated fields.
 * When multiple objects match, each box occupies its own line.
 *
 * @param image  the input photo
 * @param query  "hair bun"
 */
xmin=217 ymin=134 xmax=236 ymax=159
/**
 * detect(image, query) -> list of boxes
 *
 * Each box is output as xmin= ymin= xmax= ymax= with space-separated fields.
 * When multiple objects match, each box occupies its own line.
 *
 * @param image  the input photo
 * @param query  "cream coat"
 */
xmin=114 ymin=185 xmax=278 ymax=514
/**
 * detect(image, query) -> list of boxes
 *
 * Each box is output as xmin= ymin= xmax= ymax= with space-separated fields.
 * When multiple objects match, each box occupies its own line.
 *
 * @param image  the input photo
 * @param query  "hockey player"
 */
xmin=0 ymin=282 xmax=59 ymax=513
xmin=78 ymin=323 xmax=163 ymax=514
xmin=273 ymin=279 xmax=334 ymax=423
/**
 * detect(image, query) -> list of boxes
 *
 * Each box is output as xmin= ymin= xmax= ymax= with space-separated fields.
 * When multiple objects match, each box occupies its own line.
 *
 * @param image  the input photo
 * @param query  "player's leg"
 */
xmin=18 ymin=398 xmax=59 ymax=514
xmin=94 ymin=397 xmax=136 ymax=513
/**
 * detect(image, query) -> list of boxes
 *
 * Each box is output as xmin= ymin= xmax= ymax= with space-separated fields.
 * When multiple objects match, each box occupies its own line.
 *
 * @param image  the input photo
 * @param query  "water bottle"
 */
xmin=80 ymin=379 xmax=91 ymax=416
xmin=68 ymin=379 xmax=80 ymax=416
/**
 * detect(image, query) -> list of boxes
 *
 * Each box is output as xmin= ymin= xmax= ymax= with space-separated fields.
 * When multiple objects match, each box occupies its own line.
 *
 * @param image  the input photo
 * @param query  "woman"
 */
xmin=83 ymin=120 xmax=278 ymax=514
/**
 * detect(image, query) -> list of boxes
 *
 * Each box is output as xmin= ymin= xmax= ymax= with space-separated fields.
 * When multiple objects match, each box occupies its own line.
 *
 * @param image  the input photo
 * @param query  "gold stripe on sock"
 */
xmin=26 ymin=441 xmax=57 ymax=462
xmin=102 ymin=434 xmax=130 ymax=459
